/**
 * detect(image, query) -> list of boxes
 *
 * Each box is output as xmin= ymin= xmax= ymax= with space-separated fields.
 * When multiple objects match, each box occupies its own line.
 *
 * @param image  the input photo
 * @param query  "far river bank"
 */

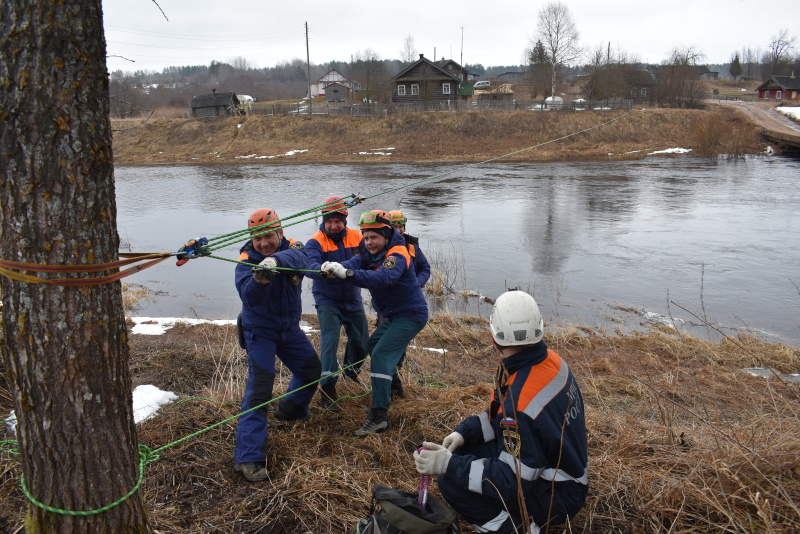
xmin=111 ymin=107 xmax=768 ymax=166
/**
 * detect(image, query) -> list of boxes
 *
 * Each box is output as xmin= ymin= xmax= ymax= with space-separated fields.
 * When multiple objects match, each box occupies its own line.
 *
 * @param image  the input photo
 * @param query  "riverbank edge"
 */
xmin=110 ymin=107 xmax=768 ymax=166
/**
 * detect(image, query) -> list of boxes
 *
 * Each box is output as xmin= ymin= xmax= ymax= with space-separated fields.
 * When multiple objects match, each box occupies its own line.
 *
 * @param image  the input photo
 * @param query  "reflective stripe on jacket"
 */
xmin=448 ymin=342 xmax=588 ymax=517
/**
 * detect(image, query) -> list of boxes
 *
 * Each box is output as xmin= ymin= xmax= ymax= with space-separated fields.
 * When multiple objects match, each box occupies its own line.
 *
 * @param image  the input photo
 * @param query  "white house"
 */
xmin=312 ymin=69 xmax=356 ymax=97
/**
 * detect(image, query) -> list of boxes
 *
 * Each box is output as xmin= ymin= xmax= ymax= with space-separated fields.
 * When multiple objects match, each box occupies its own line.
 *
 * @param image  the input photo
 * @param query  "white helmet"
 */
xmin=489 ymin=290 xmax=544 ymax=346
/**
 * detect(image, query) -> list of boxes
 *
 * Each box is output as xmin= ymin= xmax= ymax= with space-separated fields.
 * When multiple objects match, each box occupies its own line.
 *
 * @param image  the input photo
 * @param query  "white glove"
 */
xmin=321 ymin=261 xmax=348 ymax=279
xmin=253 ymin=257 xmax=278 ymax=285
xmin=442 ymin=431 xmax=465 ymax=452
xmin=413 ymin=442 xmax=452 ymax=475
xmin=320 ymin=261 xmax=335 ymax=274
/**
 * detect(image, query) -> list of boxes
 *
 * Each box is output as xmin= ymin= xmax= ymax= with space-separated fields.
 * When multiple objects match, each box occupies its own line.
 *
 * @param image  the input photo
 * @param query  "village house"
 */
xmin=323 ymin=82 xmax=349 ymax=103
xmin=756 ymin=75 xmax=800 ymax=101
xmin=311 ymin=69 xmax=356 ymax=98
xmin=190 ymin=90 xmax=242 ymax=118
xmin=392 ymin=54 xmax=462 ymax=104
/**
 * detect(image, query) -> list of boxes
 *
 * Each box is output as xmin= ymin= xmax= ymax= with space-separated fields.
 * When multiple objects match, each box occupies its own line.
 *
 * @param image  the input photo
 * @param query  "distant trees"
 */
xmin=729 ymin=52 xmax=743 ymax=81
xmin=400 ymin=35 xmax=417 ymax=64
xmin=526 ymin=39 xmax=551 ymax=98
xmin=767 ymin=28 xmax=796 ymax=76
xmin=656 ymin=46 xmax=706 ymax=108
xmin=580 ymin=44 xmax=645 ymax=101
xmin=350 ymin=48 xmax=391 ymax=103
xmin=534 ymin=1 xmax=581 ymax=97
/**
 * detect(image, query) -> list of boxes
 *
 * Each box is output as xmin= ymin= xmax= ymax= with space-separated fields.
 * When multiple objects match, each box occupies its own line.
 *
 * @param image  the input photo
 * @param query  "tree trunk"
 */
xmin=0 ymin=1 xmax=151 ymax=532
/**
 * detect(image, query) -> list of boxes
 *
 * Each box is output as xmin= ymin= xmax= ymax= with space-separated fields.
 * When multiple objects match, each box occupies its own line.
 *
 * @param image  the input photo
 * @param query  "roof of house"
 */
xmin=315 ymin=69 xmax=351 ymax=84
xmin=393 ymin=55 xmax=460 ymax=83
xmin=190 ymin=92 xmax=238 ymax=108
xmin=756 ymin=75 xmax=800 ymax=91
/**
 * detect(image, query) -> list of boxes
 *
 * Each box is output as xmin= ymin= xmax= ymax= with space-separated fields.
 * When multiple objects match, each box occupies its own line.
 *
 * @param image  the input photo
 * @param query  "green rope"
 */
xmin=206 ymin=254 xmax=325 ymax=274
xmin=189 ymin=111 xmax=633 ymax=258
xmin=17 ymin=444 xmax=157 ymax=516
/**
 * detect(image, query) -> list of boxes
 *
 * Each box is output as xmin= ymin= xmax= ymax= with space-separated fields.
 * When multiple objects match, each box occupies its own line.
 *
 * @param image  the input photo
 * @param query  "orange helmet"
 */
xmin=248 ymin=208 xmax=281 ymax=234
xmin=358 ymin=210 xmax=391 ymax=230
xmin=388 ymin=210 xmax=407 ymax=226
xmin=321 ymin=195 xmax=348 ymax=216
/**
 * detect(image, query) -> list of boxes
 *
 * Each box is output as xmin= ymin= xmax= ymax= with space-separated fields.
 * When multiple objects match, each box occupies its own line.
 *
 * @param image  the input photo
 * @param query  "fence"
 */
xmin=246 ymin=98 xmax=634 ymax=118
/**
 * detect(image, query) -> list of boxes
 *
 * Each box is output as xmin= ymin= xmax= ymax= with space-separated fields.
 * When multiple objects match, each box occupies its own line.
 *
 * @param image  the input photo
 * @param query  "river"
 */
xmin=115 ymin=156 xmax=800 ymax=346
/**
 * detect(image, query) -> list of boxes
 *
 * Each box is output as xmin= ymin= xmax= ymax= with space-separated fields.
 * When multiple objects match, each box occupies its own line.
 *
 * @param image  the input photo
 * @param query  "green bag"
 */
xmin=351 ymin=483 xmax=459 ymax=534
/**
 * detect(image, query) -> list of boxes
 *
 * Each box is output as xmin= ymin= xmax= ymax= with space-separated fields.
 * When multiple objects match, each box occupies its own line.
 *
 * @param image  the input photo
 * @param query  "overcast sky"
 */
xmin=103 ymin=0 xmax=798 ymax=74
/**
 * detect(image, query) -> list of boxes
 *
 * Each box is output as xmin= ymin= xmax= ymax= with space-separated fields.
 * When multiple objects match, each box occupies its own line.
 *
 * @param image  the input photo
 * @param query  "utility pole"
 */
xmin=305 ymin=22 xmax=312 ymax=115
xmin=460 ymin=26 xmax=464 ymax=78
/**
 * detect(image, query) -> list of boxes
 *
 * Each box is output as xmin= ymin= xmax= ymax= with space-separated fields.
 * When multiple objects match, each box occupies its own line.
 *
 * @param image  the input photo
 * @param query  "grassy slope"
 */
xmin=111 ymin=107 xmax=765 ymax=166
xmin=2 ymin=314 xmax=798 ymax=533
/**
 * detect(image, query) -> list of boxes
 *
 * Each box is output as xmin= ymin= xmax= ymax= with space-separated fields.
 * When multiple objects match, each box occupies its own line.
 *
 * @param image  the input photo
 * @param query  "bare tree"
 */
xmin=0 ymin=0 xmax=151 ymax=531
xmin=768 ymin=28 xmax=796 ymax=76
xmin=656 ymin=46 xmax=707 ymax=108
xmin=400 ymin=35 xmax=417 ymax=64
xmin=228 ymin=55 xmax=254 ymax=71
xmin=350 ymin=48 xmax=390 ymax=103
xmin=535 ymin=1 xmax=581 ymax=97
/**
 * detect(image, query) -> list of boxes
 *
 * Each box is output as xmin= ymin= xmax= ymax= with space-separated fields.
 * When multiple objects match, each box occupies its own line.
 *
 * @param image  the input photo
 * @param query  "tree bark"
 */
xmin=0 ymin=1 xmax=151 ymax=532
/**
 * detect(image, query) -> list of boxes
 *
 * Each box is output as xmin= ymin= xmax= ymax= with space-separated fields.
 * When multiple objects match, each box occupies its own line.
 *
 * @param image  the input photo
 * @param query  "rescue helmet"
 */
xmin=358 ymin=210 xmax=392 ymax=230
xmin=489 ymin=290 xmax=544 ymax=346
xmin=388 ymin=210 xmax=407 ymax=226
xmin=321 ymin=195 xmax=348 ymax=217
xmin=248 ymin=208 xmax=281 ymax=234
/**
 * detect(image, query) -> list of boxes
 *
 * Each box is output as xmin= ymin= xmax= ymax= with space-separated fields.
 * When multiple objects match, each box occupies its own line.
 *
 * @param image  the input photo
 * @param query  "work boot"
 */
xmin=391 ymin=374 xmax=405 ymax=399
xmin=234 ymin=461 xmax=268 ymax=482
xmin=274 ymin=398 xmax=309 ymax=421
xmin=319 ymin=382 xmax=341 ymax=413
xmin=344 ymin=369 xmax=362 ymax=385
xmin=353 ymin=407 xmax=389 ymax=437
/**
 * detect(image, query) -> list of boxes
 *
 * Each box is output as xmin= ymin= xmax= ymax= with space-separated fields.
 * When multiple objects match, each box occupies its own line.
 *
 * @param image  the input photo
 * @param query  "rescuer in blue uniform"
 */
xmin=414 ymin=290 xmax=588 ymax=533
xmin=233 ymin=208 xmax=321 ymax=482
xmin=305 ymin=195 xmax=368 ymax=412
xmin=320 ymin=210 xmax=428 ymax=437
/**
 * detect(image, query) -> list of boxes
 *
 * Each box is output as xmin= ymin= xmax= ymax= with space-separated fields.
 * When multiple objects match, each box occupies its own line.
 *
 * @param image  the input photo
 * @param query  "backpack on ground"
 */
xmin=350 ymin=482 xmax=459 ymax=534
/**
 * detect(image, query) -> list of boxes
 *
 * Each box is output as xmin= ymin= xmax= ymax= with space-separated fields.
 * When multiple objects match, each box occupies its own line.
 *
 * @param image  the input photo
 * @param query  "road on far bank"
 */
xmin=708 ymin=99 xmax=800 ymax=151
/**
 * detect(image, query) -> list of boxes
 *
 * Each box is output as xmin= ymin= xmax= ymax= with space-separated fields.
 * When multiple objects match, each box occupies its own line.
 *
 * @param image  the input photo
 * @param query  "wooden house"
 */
xmin=435 ymin=58 xmax=471 ymax=82
xmin=392 ymin=54 xmax=461 ymax=104
xmin=757 ymin=75 xmax=800 ymax=100
xmin=324 ymin=82 xmax=349 ymax=103
xmin=190 ymin=90 xmax=242 ymax=118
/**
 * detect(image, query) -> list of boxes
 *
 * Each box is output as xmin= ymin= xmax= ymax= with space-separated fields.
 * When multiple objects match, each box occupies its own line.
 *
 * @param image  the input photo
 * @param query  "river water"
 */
xmin=115 ymin=157 xmax=800 ymax=346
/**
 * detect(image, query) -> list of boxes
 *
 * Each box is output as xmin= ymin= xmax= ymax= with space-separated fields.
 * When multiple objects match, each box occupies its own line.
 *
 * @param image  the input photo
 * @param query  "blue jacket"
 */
xmin=447 ymin=342 xmax=588 ymax=519
xmin=340 ymin=229 xmax=428 ymax=323
xmin=305 ymin=225 xmax=364 ymax=313
xmin=403 ymin=233 xmax=431 ymax=288
xmin=235 ymin=237 xmax=308 ymax=332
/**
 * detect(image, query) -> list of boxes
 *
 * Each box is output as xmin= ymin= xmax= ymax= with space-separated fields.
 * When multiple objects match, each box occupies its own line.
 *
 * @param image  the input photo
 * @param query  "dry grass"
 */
xmin=2 ymin=314 xmax=798 ymax=533
xmin=110 ymin=108 xmax=767 ymax=166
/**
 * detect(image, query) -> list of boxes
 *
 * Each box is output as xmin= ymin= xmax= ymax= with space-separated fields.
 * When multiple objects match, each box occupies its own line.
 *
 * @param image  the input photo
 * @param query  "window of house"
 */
xmin=776 ymin=90 xmax=782 ymax=99
xmin=411 ymin=84 xmax=419 ymax=95
xmin=398 ymin=85 xmax=406 ymax=96
xmin=421 ymin=68 xmax=427 ymax=75
xmin=443 ymin=83 xmax=451 ymax=94
xmin=641 ymin=88 xmax=647 ymax=97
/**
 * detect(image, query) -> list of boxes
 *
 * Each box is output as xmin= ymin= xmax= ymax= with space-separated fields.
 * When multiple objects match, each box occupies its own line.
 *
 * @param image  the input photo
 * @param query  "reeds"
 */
xmin=2 ymin=313 xmax=798 ymax=532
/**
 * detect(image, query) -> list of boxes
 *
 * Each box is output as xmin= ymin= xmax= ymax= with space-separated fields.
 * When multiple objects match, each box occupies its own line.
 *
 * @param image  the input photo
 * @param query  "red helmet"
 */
xmin=321 ymin=195 xmax=348 ymax=216
xmin=358 ymin=210 xmax=391 ymax=230
xmin=248 ymin=208 xmax=281 ymax=233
